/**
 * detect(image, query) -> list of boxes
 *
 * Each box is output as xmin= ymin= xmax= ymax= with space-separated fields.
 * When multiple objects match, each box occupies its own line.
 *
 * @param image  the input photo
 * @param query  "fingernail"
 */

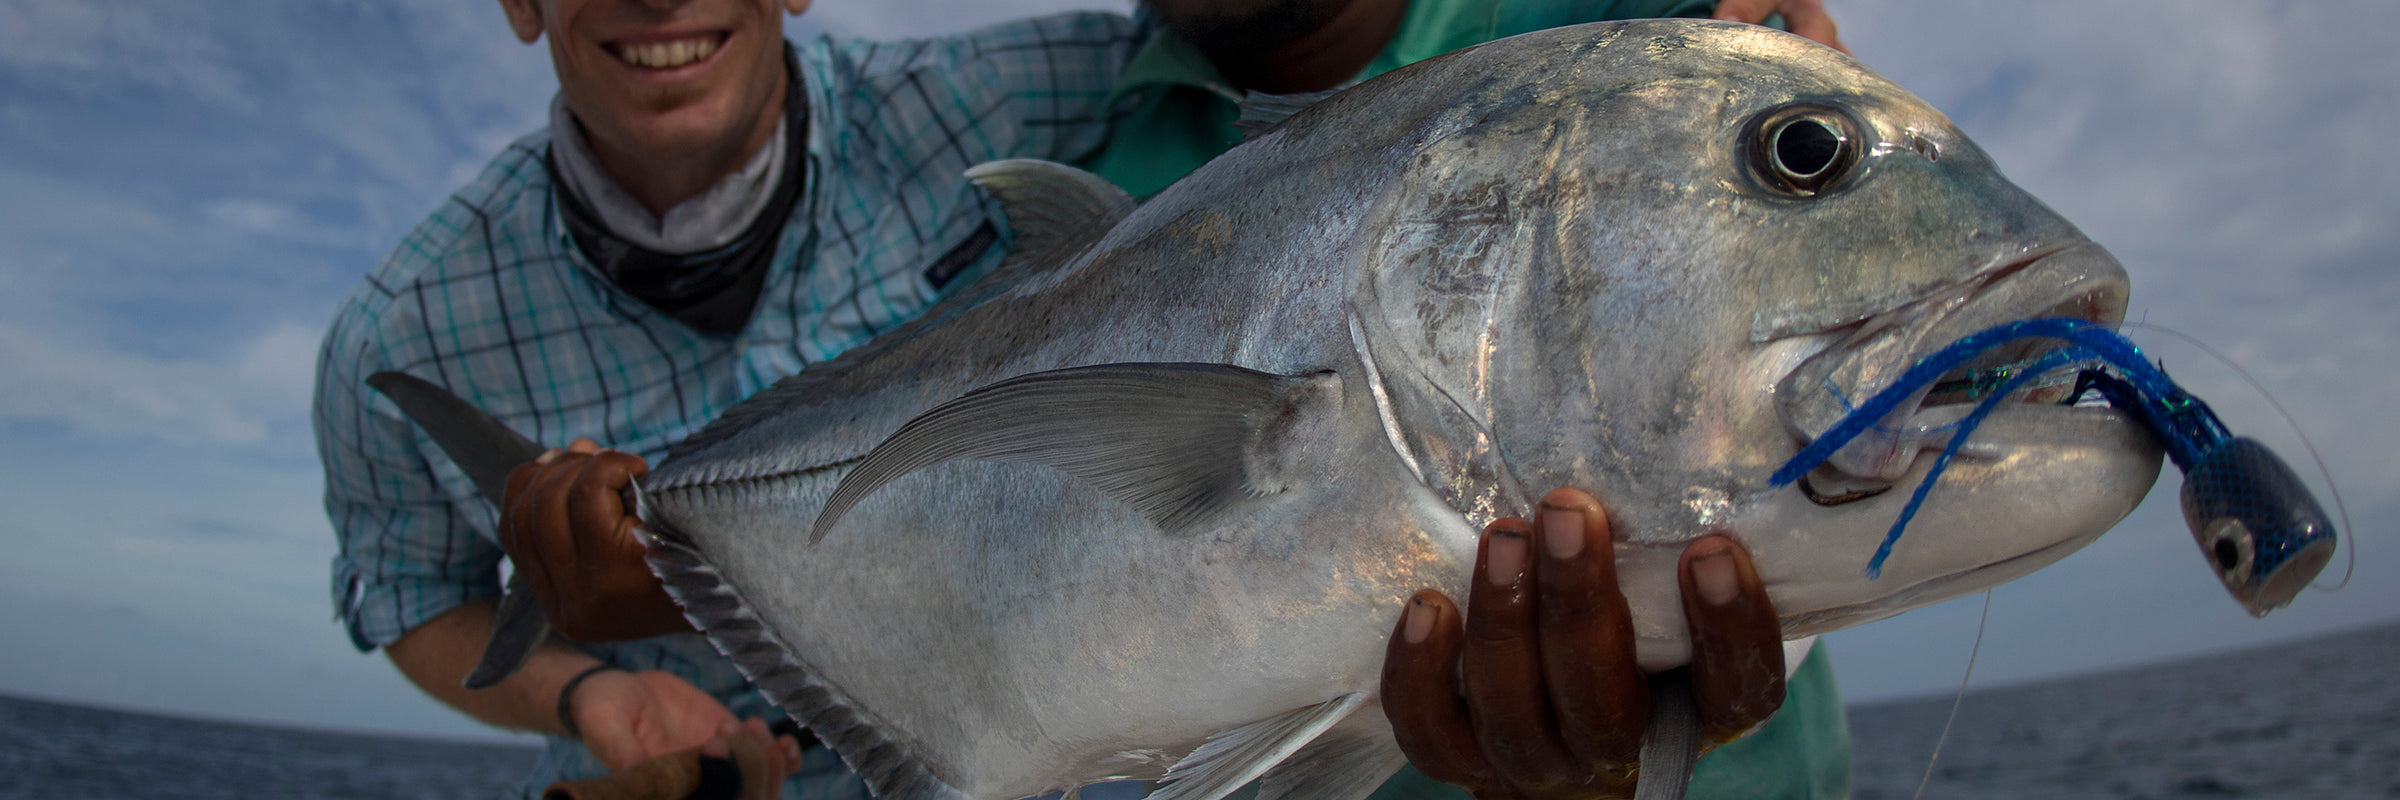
xmin=1486 ymin=528 xmax=1527 ymax=586
xmin=1542 ymin=506 xmax=1584 ymax=560
xmin=1402 ymin=596 xmax=1435 ymax=644
xmin=1693 ymin=548 xmax=1740 ymax=606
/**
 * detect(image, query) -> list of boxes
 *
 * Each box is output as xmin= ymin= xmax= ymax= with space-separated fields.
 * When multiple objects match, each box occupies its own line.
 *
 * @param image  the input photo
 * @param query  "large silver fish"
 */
xmin=376 ymin=19 xmax=2170 ymax=800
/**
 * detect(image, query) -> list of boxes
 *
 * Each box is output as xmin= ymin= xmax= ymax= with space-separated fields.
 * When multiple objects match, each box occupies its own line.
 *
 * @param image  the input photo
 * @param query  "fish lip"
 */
xmin=1772 ymin=241 xmax=2133 ymax=484
xmin=1779 ymin=528 xmax=2091 ymax=636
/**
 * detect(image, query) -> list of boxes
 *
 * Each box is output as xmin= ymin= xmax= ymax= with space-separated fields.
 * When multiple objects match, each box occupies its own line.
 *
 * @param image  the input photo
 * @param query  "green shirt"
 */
xmin=1079 ymin=0 xmax=1724 ymax=197
xmin=1080 ymin=2 xmax=1851 ymax=796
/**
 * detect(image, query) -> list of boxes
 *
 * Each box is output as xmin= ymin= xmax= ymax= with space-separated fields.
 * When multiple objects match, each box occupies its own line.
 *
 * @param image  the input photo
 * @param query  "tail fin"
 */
xmin=364 ymin=371 xmax=556 ymax=689
xmin=364 ymin=372 xmax=545 ymax=503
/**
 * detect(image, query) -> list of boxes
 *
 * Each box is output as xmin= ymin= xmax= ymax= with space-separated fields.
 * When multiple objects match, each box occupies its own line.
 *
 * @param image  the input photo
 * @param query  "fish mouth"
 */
xmin=1779 ymin=529 xmax=2090 ymax=636
xmin=1774 ymin=241 xmax=2133 ymax=494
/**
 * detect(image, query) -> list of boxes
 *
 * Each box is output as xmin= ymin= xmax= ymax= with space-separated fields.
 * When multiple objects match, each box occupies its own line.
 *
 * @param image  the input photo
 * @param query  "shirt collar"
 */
xmin=1103 ymin=24 xmax=1246 ymax=109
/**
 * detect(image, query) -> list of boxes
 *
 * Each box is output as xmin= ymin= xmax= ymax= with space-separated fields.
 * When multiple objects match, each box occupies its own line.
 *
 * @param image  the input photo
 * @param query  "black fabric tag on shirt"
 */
xmin=922 ymin=221 xmax=999 ymax=290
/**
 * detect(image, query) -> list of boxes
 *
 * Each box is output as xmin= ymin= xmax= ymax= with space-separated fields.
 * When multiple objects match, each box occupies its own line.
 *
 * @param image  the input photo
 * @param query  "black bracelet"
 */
xmin=556 ymin=664 xmax=619 ymax=740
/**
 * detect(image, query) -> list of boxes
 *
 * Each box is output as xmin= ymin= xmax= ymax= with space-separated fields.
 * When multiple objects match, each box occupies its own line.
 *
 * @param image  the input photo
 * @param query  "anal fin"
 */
xmin=1252 ymin=728 xmax=1407 ymax=800
xmin=1148 ymin=693 xmax=1367 ymax=800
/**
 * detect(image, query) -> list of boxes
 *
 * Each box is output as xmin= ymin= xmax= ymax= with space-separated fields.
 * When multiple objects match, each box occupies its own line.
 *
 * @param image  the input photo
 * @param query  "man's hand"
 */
xmin=500 ymin=438 xmax=690 ymax=640
xmin=570 ymin=669 xmax=799 ymax=771
xmin=569 ymin=669 xmax=803 ymax=798
xmin=1714 ymin=0 xmax=1848 ymax=54
xmin=1380 ymin=489 xmax=1787 ymax=799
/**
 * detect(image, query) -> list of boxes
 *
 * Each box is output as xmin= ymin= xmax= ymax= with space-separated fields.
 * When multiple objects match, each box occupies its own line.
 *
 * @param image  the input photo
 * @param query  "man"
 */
xmin=312 ymin=0 xmax=1144 ymax=795
xmin=319 ymin=1 xmax=1846 ymax=798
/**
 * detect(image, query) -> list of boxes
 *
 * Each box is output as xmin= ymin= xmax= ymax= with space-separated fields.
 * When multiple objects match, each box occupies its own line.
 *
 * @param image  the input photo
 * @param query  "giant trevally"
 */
xmin=371 ymin=19 xmax=2183 ymax=800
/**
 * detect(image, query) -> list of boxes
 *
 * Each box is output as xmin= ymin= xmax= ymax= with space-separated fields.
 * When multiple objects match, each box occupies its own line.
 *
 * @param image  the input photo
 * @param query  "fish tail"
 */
xmin=363 ymin=372 xmax=547 ymax=504
xmin=363 ymin=371 xmax=554 ymax=688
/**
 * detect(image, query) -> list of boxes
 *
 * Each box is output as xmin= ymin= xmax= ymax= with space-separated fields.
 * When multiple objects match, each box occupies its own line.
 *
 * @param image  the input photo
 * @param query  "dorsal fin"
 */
xmin=808 ymin=363 xmax=1343 ymax=544
xmin=964 ymin=159 xmax=1133 ymax=269
xmin=1234 ymin=89 xmax=1343 ymax=141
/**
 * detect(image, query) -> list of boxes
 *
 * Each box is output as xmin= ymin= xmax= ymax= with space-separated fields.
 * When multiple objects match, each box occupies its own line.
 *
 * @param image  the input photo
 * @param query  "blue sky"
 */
xmin=0 ymin=0 xmax=2392 ymax=748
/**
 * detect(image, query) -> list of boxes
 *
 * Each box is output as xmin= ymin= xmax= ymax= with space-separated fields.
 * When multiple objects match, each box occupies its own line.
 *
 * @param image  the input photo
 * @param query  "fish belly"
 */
xmin=651 ymin=455 xmax=1473 ymax=798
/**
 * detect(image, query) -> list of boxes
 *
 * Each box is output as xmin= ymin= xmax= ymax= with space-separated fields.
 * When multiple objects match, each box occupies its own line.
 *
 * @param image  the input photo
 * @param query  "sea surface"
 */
xmin=1847 ymin=619 xmax=2400 ymax=799
xmin=0 ymin=695 xmax=537 ymax=799
xmin=4 ymin=621 xmax=2395 ymax=799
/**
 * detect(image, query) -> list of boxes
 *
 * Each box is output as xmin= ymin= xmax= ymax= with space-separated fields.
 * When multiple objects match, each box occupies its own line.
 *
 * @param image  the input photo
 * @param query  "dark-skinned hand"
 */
xmin=500 ymin=438 xmax=690 ymax=641
xmin=1714 ymin=0 xmax=1849 ymax=54
xmin=1382 ymin=488 xmax=1787 ymax=800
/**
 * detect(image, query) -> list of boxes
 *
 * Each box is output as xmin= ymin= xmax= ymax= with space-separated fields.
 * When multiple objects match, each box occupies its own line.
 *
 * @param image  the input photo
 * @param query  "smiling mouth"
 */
xmin=611 ymin=34 xmax=727 ymax=70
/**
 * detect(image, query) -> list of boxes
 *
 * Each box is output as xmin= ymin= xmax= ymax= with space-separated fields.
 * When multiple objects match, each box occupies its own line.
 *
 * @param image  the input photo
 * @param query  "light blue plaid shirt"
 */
xmin=312 ymin=13 xmax=1144 ymax=797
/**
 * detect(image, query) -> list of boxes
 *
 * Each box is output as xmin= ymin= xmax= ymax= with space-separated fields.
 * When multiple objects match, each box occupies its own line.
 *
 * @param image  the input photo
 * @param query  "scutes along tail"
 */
xmin=641 ymin=523 xmax=970 ymax=800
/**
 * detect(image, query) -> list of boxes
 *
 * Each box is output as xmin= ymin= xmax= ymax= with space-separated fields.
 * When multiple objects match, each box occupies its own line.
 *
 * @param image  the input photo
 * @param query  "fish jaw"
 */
xmin=1608 ymin=402 xmax=2162 ymax=670
xmin=1773 ymin=242 xmax=2134 ymax=486
xmin=1620 ymin=241 xmax=2166 ymax=662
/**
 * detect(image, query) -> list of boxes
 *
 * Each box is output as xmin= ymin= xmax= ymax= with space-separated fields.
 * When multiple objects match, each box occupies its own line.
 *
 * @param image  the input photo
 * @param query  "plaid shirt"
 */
xmin=312 ymin=13 xmax=1142 ymax=796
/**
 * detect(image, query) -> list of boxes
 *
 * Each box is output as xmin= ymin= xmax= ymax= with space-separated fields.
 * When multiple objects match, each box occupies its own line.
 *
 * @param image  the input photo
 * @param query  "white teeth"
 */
xmin=618 ymin=37 xmax=718 ymax=69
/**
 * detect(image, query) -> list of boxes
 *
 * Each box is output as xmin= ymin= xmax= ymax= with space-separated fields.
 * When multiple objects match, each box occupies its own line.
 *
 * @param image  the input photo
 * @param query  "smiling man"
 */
xmin=312 ymin=0 xmax=1142 ymax=795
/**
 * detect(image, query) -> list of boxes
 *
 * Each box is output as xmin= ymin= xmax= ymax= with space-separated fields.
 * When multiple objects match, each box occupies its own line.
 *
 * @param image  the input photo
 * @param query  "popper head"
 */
xmin=2179 ymin=437 xmax=2336 ymax=617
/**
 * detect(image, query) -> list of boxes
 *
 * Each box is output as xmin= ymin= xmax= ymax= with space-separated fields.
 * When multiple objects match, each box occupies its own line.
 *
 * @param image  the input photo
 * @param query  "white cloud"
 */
xmin=0 ymin=320 xmax=320 ymax=447
xmin=0 ymin=0 xmax=253 ymax=108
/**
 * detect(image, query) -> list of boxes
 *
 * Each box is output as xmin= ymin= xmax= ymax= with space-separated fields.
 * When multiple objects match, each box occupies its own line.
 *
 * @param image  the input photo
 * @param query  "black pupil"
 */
xmin=1775 ymin=119 xmax=1842 ymax=178
xmin=2213 ymin=538 xmax=2242 ymax=571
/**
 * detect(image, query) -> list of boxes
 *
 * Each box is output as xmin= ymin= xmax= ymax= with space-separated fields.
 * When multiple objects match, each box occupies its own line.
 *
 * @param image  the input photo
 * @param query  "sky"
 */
xmin=0 ymin=0 xmax=2392 ymax=750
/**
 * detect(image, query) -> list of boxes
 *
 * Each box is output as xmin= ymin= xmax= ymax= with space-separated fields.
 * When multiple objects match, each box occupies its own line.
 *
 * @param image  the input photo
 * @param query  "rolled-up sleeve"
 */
xmin=313 ymin=280 xmax=504 ymax=652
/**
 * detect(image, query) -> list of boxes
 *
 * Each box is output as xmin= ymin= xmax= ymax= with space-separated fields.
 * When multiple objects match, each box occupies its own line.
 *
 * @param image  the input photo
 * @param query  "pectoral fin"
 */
xmin=810 ymin=363 xmax=1344 ymax=543
xmin=1148 ymin=693 xmax=1368 ymax=800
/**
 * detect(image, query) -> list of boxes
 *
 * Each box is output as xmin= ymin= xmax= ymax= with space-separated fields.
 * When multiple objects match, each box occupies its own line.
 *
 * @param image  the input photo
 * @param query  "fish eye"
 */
xmin=1748 ymin=104 xmax=1865 ymax=197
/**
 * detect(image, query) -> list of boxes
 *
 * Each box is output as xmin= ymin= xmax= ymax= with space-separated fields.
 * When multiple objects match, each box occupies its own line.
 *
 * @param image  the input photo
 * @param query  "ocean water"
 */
xmin=1847 ymin=620 xmax=2400 ymax=799
xmin=4 ymin=621 xmax=2395 ymax=799
xmin=0 ymin=694 xmax=537 ymax=800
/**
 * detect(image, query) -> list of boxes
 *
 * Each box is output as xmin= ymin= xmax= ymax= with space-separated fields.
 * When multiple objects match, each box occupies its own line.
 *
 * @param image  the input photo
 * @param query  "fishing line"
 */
xmin=2116 ymin=321 xmax=2356 ymax=591
xmin=1909 ymin=589 xmax=1994 ymax=800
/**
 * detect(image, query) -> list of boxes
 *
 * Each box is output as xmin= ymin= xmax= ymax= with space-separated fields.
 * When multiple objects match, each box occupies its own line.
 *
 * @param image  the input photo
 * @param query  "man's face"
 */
xmin=501 ymin=0 xmax=808 ymax=167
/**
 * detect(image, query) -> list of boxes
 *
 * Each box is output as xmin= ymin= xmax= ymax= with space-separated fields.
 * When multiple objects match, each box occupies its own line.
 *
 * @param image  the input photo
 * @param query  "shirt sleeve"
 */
xmin=313 ymin=279 xmax=506 ymax=653
xmin=956 ymin=11 xmax=1147 ymax=166
xmin=817 ymin=12 xmax=1144 ymax=171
